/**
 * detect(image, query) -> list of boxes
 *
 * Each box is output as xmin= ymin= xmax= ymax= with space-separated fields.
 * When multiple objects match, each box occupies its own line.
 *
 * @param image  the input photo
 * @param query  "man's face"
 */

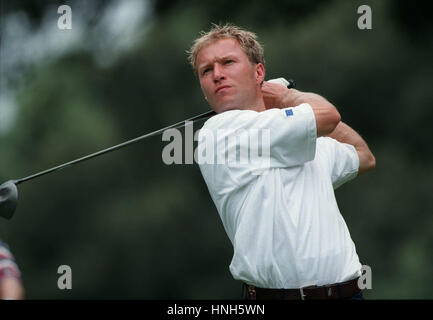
xmin=196 ymin=38 xmax=264 ymax=113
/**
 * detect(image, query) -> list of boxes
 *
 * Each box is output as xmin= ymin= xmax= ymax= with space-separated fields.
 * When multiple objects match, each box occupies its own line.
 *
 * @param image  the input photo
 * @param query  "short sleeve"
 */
xmin=269 ymin=103 xmax=317 ymax=167
xmin=199 ymin=103 xmax=317 ymax=171
xmin=317 ymin=137 xmax=359 ymax=189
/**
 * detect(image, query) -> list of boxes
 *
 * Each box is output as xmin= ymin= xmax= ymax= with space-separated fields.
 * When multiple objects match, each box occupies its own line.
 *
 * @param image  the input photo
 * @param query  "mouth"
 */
xmin=215 ymin=85 xmax=231 ymax=94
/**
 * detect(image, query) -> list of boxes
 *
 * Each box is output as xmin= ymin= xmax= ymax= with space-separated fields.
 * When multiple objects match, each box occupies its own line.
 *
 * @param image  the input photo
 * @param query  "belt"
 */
xmin=243 ymin=277 xmax=361 ymax=300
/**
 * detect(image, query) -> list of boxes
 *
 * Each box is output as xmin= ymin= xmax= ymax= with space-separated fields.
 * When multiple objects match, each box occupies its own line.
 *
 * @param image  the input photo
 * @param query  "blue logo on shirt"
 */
xmin=285 ymin=109 xmax=294 ymax=117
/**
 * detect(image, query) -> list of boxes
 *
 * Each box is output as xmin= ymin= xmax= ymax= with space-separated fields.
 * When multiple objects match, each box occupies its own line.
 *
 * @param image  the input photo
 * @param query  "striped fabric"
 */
xmin=0 ymin=240 xmax=22 ymax=283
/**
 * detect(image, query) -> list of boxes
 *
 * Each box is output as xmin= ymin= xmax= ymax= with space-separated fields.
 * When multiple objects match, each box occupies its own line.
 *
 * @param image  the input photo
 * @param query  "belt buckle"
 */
xmin=299 ymin=287 xmax=307 ymax=300
xmin=299 ymin=284 xmax=316 ymax=300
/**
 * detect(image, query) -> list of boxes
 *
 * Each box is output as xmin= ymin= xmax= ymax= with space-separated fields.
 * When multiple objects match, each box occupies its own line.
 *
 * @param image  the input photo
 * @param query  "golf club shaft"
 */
xmin=11 ymin=79 xmax=295 ymax=186
xmin=13 ymin=110 xmax=216 ymax=186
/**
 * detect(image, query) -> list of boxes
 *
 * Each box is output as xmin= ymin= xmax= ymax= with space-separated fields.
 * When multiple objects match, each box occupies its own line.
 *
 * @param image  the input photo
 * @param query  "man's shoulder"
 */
xmin=202 ymin=107 xmax=291 ymax=131
xmin=201 ymin=109 xmax=255 ymax=131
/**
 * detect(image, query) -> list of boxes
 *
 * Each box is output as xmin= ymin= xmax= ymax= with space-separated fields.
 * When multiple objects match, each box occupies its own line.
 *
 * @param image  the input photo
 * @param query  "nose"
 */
xmin=212 ymin=63 xmax=225 ymax=83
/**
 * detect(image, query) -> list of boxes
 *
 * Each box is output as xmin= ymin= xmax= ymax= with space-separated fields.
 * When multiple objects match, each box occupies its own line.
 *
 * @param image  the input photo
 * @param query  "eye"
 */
xmin=225 ymin=60 xmax=234 ymax=64
xmin=202 ymin=68 xmax=211 ymax=75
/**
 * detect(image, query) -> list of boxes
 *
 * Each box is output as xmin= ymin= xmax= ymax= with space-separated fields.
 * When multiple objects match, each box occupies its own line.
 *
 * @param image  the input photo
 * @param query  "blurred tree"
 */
xmin=0 ymin=0 xmax=432 ymax=299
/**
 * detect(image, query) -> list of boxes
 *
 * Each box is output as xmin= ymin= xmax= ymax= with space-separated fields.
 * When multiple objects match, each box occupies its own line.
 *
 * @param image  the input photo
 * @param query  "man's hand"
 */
xmin=261 ymin=81 xmax=290 ymax=109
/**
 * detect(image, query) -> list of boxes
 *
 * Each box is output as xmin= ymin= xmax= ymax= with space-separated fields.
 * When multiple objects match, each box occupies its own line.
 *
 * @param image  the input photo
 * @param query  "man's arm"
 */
xmin=326 ymin=121 xmax=376 ymax=175
xmin=261 ymin=81 xmax=375 ymax=175
xmin=261 ymin=82 xmax=341 ymax=137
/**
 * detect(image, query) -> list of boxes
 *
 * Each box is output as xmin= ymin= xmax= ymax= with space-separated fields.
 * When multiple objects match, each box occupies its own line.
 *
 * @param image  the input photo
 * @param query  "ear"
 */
xmin=255 ymin=63 xmax=265 ymax=86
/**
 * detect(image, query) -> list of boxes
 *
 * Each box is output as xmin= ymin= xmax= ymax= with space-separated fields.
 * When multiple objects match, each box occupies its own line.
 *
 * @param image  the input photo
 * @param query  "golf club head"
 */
xmin=0 ymin=180 xmax=18 ymax=220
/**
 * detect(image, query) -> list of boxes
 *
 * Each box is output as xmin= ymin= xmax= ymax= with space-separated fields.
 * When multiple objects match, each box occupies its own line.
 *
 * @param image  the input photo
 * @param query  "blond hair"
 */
xmin=187 ymin=23 xmax=265 ymax=74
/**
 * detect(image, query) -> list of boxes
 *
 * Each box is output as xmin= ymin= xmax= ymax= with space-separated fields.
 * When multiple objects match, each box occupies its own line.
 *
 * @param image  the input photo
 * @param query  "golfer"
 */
xmin=188 ymin=24 xmax=375 ymax=300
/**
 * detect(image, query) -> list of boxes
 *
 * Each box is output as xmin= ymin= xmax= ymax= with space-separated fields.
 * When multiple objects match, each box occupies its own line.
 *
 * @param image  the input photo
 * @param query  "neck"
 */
xmin=250 ymin=98 xmax=266 ymax=112
xmin=216 ymin=91 xmax=266 ymax=113
xmin=242 ymin=92 xmax=267 ymax=112
xmin=245 ymin=85 xmax=266 ymax=112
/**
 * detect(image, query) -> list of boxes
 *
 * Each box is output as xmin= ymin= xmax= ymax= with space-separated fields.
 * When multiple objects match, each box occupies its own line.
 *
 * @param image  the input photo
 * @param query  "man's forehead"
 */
xmin=197 ymin=38 xmax=243 ymax=64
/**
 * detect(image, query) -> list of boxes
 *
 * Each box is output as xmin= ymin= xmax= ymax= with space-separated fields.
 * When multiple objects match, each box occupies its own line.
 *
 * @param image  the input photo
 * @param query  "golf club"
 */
xmin=0 ymin=79 xmax=295 ymax=220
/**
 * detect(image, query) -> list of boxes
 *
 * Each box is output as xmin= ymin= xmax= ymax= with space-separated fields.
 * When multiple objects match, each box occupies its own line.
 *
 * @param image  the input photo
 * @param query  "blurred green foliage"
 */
xmin=0 ymin=0 xmax=432 ymax=299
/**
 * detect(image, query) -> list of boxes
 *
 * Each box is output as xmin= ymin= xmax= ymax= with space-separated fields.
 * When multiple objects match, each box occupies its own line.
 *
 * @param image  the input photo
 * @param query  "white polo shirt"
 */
xmin=198 ymin=103 xmax=362 ymax=289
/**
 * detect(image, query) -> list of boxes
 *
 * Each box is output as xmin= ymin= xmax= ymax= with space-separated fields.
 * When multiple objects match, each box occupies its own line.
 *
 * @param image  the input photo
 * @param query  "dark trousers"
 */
xmin=346 ymin=291 xmax=364 ymax=300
